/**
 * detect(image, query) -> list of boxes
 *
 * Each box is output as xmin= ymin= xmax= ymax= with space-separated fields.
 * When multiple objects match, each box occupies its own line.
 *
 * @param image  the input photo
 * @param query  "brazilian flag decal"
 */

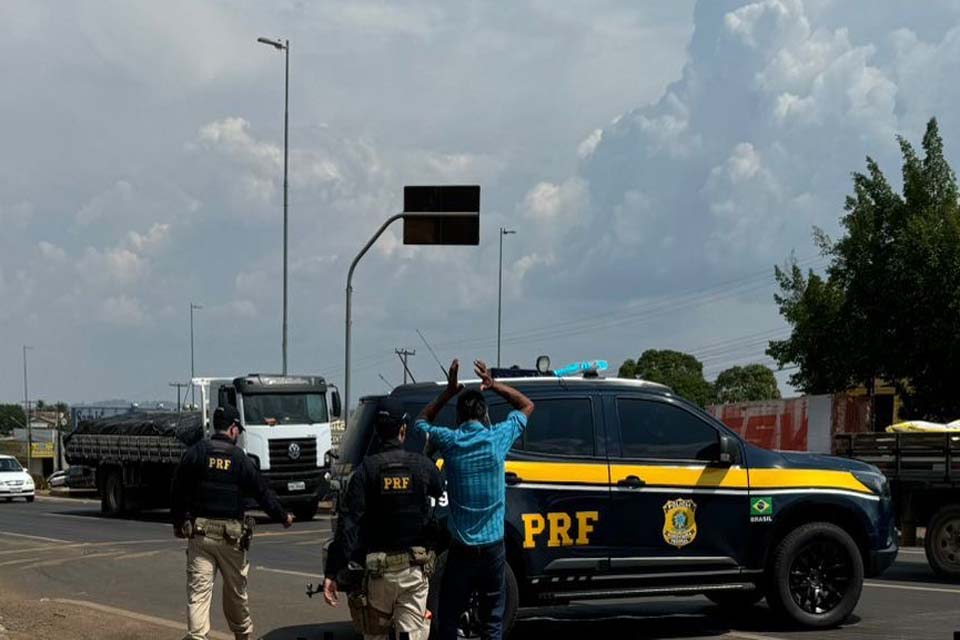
xmin=750 ymin=497 xmax=773 ymax=516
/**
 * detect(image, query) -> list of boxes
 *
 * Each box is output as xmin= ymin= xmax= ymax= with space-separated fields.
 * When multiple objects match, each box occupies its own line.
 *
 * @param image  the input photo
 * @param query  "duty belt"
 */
xmin=193 ymin=517 xmax=254 ymax=549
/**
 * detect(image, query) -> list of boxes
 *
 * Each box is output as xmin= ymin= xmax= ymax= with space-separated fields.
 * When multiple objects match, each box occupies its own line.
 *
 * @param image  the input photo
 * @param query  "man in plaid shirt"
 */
xmin=415 ymin=359 xmax=535 ymax=640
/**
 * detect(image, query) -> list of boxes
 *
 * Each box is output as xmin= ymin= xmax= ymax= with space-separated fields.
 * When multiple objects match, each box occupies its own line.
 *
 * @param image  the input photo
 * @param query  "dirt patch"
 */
xmin=0 ymin=596 xmax=181 ymax=640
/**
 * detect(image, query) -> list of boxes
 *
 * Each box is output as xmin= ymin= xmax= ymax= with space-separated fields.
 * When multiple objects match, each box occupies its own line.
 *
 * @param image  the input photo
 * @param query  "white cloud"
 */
xmin=78 ymin=246 xmax=146 ymax=287
xmin=77 ymin=180 xmax=135 ymax=225
xmin=100 ymin=296 xmax=147 ymax=328
xmin=127 ymin=223 xmax=171 ymax=255
xmin=37 ymin=241 xmax=67 ymax=263
xmin=577 ymin=129 xmax=604 ymax=159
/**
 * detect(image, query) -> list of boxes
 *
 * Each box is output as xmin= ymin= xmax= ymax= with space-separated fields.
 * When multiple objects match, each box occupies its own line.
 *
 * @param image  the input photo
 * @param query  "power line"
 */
xmin=395 ymin=348 xmax=416 ymax=384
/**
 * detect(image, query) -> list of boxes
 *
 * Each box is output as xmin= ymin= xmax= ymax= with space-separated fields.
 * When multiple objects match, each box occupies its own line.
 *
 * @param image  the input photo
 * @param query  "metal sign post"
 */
xmin=343 ymin=186 xmax=480 ymax=429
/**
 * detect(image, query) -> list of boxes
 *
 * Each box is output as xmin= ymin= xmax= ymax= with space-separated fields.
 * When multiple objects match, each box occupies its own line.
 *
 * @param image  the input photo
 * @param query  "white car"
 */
xmin=0 ymin=455 xmax=35 ymax=502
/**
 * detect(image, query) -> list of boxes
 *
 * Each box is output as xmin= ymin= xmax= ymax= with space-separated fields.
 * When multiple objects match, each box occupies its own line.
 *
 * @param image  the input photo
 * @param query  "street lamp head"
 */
xmin=501 ymin=228 xmax=516 ymax=236
xmin=257 ymin=36 xmax=285 ymax=50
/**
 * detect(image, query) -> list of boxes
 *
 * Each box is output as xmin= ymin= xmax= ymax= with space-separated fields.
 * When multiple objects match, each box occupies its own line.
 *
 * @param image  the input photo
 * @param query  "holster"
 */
xmin=240 ymin=516 xmax=256 ymax=551
xmin=347 ymin=589 xmax=392 ymax=635
xmin=409 ymin=546 xmax=437 ymax=577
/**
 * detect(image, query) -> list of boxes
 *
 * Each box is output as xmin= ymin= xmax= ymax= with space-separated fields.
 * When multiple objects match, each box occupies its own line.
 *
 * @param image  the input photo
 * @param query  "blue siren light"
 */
xmin=553 ymin=360 xmax=609 ymax=377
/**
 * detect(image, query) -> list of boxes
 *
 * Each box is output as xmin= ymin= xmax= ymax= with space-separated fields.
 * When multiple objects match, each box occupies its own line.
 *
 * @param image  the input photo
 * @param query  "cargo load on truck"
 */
xmin=68 ymin=411 xmax=203 ymax=445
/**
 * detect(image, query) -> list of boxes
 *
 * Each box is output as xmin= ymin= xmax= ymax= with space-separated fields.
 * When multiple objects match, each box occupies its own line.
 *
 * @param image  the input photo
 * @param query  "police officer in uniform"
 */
xmin=322 ymin=397 xmax=444 ymax=640
xmin=171 ymin=405 xmax=294 ymax=640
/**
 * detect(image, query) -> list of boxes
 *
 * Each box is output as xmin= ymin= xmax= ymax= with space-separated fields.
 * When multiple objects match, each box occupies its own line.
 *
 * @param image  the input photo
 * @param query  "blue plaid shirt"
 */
xmin=414 ymin=411 xmax=528 ymax=546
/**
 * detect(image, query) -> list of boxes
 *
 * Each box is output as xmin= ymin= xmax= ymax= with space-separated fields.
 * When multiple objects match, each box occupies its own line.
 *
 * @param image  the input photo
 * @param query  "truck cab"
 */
xmin=194 ymin=373 xmax=342 ymax=521
xmin=327 ymin=370 xmax=897 ymax=635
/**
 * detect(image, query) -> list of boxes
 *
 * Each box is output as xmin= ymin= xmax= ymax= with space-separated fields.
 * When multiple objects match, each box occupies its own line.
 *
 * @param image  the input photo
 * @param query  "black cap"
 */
xmin=213 ymin=405 xmax=243 ymax=431
xmin=376 ymin=397 xmax=407 ymax=424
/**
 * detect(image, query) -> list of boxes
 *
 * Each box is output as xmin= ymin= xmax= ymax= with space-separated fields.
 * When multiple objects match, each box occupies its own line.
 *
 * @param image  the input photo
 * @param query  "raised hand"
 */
xmin=474 ymin=360 xmax=495 ymax=391
xmin=447 ymin=359 xmax=465 ymax=396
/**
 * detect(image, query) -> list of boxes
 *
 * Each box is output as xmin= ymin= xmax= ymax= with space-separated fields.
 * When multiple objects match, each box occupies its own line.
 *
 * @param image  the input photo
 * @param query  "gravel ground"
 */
xmin=0 ymin=594 xmax=177 ymax=640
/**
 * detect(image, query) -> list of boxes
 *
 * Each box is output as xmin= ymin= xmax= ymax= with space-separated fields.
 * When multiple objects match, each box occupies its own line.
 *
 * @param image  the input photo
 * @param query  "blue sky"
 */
xmin=3 ymin=0 xmax=960 ymax=405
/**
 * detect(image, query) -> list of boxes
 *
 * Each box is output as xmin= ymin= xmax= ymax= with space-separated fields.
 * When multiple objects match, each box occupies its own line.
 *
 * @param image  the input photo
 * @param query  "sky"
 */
xmin=2 ymin=0 xmax=960 ymax=406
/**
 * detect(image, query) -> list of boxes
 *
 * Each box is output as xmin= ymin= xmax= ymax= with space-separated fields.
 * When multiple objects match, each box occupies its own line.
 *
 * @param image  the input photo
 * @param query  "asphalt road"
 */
xmin=1 ymin=496 xmax=958 ymax=640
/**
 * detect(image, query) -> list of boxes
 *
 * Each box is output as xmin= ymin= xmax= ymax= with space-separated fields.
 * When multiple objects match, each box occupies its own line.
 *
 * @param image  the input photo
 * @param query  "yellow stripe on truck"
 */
xmin=498 ymin=460 xmax=873 ymax=494
xmin=748 ymin=468 xmax=872 ymax=494
xmin=505 ymin=461 xmax=609 ymax=485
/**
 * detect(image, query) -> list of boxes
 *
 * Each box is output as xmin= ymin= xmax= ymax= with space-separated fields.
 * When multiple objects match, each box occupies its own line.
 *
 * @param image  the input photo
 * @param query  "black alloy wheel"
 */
xmin=788 ymin=539 xmax=853 ymax=614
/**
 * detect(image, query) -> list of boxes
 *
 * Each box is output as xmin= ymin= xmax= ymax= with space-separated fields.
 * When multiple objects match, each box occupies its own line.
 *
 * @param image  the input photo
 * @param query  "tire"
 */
xmin=925 ymin=504 xmax=960 ymax=580
xmin=766 ymin=522 xmax=864 ymax=628
xmin=101 ymin=468 xmax=126 ymax=516
xmin=292 ymin=501 xmax=319 ymax=522
xmin=707 ymin=589 xmax=765 ymax=609
xmin=25 ymin=496 xmax=34 ymax=503
xmin=428 ymin=551 xmax=520 ymax=639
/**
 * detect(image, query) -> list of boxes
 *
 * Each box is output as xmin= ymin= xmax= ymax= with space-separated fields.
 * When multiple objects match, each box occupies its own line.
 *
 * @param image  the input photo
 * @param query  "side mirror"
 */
xmin=330 ymin=388 xmax=343 ymax=420
xmin=718 ymin=434 xmax=739 ymax=466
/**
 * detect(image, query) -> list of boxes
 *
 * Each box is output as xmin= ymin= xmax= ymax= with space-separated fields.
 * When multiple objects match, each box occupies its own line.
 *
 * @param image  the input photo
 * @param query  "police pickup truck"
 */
xmin=327 ymin=367 xmax=897 ymax=636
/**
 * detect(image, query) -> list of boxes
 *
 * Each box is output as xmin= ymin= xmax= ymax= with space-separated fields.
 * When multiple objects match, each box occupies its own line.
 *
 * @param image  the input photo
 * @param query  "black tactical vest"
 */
xmin=364 ymin=447 xmax=432 ymax=552
xmin=192 ymin=436 xmax=246 ymax=521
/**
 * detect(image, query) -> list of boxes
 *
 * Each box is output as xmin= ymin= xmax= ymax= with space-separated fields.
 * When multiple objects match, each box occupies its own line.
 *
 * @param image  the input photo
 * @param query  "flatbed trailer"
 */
xmin=835 ymin=431 xmax=960 ymax=579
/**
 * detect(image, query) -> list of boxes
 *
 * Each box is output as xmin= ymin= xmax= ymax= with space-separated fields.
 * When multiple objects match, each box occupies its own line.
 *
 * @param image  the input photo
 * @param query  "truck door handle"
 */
xmin=505 ymin=472 xmax=522 ymax=486
xmin=617 ymin=475 xmax=646 ymax=489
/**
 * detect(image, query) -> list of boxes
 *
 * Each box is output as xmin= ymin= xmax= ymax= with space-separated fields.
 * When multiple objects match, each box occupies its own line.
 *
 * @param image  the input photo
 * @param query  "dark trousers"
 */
xmin=438 ymin=540 xmax=506 ymax=640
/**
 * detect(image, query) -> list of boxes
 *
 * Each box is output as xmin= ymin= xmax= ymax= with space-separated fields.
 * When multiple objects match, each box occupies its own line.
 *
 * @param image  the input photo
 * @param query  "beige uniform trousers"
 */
xmin=184 ymin=534 xmax=252 ymax=640
xmin=364 ymin=565 xmax=431 ymax=640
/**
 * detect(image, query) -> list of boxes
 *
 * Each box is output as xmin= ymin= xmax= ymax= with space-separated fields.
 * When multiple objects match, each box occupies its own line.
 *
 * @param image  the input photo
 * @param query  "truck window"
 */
xmin=243 ymin=393 xmax=328 ymax=426
xmin=616 ymin=399 xmax=719 ymax=461
xmin=521 ymin=398 xmax=594 ymax=457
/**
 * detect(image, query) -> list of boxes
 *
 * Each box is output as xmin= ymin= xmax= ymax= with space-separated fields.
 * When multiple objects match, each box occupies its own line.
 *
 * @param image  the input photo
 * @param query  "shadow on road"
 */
xmin=260 ymin=621 xmax=358 ymax=639
xmin=257 ymin=604 xmax=864 ymax=640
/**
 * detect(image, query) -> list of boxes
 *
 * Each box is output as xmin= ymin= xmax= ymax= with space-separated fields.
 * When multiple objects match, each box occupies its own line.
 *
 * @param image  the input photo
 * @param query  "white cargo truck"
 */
xmin=65 ymin=373 xmax=341 ymax=521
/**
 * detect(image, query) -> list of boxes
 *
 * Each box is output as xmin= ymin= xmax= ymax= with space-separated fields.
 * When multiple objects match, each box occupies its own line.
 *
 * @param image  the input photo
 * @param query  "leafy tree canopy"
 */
xmin=714 ymin=364 xmax=781 ymax=404
xmin=620 ymin=349 xmax=716 ymax=407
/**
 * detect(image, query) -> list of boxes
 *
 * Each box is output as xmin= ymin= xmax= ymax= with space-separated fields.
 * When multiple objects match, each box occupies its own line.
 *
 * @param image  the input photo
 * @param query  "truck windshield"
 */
xmin=0 ymin=459 xmax=23 ymax=472
xmin=242 ymin=393 xmax=328 ymax=426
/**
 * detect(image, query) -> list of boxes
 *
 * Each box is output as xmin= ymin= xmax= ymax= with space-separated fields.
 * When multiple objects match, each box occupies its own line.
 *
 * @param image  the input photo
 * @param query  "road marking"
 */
xmin=0 ymin=530 xmax=72 ymax=544
xmin=17 ymin=550 xmax=126 ymax=570
xmin=52 ymin=598 xmax=232 ymax=640
xmin=898 ymin=548 xmax=926 ymax=555
xmin=722 ymin=632 xmax=786 ymax=640
xmin=114 ymin=549 xmax=166 ymax=560
xmin=255 ymin=565 xmax=317 ymax=579
xmin=36 ymin=494 xmax=100 ymax=504
xmin=865 ymin=580 xmax=960 ymax=595
xmin=256 ymin=529 xmax=324 ymax=538
xmin=0 ymin=539 xmax=170 ymax=556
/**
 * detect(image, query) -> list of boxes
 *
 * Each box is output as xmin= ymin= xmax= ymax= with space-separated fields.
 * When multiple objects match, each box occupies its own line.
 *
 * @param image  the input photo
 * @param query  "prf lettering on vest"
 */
xmin=382 ymin=476 xmax=411 ymax=491
xmin=522 ymin=511 xmax=599 ymax=548
xmin=208 ymin=457 xmax=232 ymax=471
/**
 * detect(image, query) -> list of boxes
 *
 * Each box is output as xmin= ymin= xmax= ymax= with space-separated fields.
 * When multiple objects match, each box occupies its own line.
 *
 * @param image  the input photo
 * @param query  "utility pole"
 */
xmin=22 ymin=345 xmax=32 ymax=473
xmin=497 ymin=227 xmax=516 ymax=367
xmin=169 ymin=382 xmax=188 ymax=412
xmin=190 ymin=303 xmax=202 ymax=407
xmin=257 ymin=36 xmax=290 ymax=374
xmin=395 ymin=348 xmax=416 ymax=384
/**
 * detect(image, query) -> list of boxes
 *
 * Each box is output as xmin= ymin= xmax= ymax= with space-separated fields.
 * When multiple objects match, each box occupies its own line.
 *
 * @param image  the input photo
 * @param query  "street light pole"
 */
xmin=22 ymin=345 xmax=32 ymax=473
xmin=497 ymin=227 xmax=516 ymax=367
xmin=344 ymin=213 xmax=405 ymax=430
xmin=258 ymin=36 xmax=290 ymax=375
xmin=190 ymin=303 xmax=202 ymax=407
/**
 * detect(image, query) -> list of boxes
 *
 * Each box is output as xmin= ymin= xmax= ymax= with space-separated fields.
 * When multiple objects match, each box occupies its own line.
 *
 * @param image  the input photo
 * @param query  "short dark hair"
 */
xmin=213 ymin=406 xmax=242 ymax=432
xmin=457 ymin=390 xmax=488 ymax=425
xmin=375 ymin=413 xmax=406 ymax=441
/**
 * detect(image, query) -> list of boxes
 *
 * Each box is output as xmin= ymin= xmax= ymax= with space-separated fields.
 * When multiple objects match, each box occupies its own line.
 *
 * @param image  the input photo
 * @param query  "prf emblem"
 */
xmin=662 ymin=498 xmax=697 ymax=548
xmin=208 ymin=457 xmax=231 ymax=471
xmin=382 ymin=474 xmax=412 ymax=493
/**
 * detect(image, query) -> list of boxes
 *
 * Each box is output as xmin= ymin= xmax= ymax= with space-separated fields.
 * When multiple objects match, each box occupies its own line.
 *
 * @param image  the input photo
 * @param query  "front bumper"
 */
xmin=867 ymin=539 xmax=899 ymax=577
xmin=0 ymin=488 xmax=34 ymax=497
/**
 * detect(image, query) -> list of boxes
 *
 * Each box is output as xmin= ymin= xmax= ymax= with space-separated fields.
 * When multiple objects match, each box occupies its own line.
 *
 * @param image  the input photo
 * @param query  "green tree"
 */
xmin=621 ymin=349 xmax=715 ymax=407
xmin=0 ymin=404 xmax=26 ymax=434
xmin=769 ymin=118 xmax=960 ymax=420
xmin=714 ymin=364 xmax=781 ymax=403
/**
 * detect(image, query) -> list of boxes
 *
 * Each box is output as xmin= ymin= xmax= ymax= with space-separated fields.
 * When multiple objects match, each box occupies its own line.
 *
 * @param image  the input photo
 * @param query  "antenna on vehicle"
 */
xmin=416 ymin=328 xmax=448 ymax=378
xmin=377 ymin=373 xmax=394 ymax=391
